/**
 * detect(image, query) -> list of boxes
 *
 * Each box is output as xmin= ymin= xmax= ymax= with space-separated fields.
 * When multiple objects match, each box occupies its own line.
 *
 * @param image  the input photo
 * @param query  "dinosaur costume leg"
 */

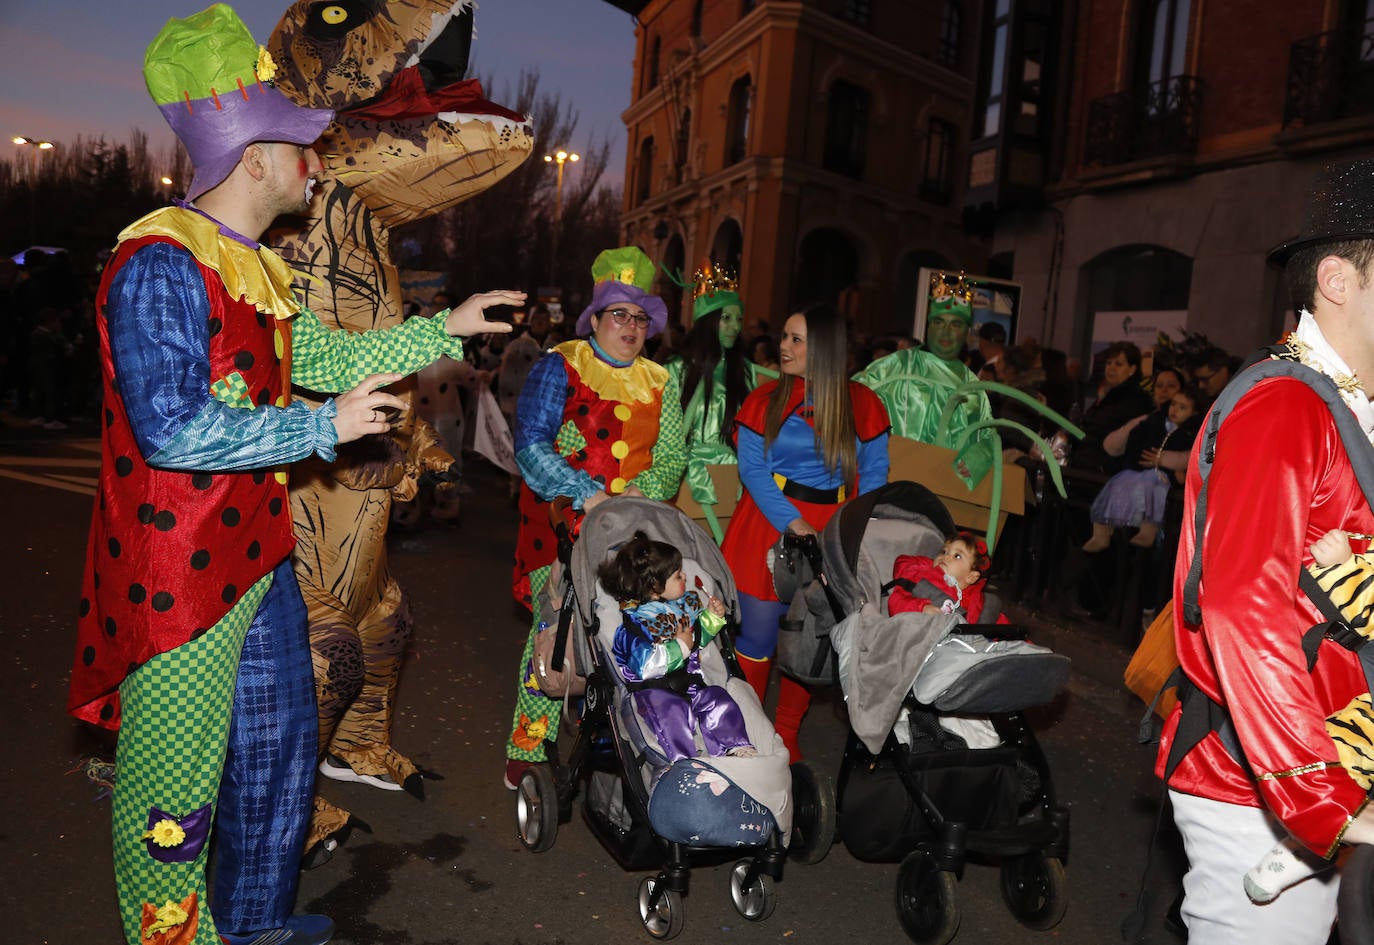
xmin=291 ymin=472 xmax=419 ymax=856
xmin=507 ymin=565 xmax=564 ymax=762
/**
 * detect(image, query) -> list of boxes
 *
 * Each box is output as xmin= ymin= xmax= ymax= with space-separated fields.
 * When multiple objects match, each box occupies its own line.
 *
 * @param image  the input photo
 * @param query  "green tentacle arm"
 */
xmin=937 ymin=380 xmax=1085 ymax=445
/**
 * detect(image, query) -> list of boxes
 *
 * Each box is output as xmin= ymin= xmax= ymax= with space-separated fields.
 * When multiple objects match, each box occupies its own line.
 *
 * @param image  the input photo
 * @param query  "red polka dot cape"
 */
xmin=69 ymin=234 xmax=294 ymax=729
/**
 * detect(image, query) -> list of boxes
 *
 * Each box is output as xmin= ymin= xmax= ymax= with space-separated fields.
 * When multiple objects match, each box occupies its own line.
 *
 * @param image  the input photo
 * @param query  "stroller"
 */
xmin=512 ymin=496 xmax=801 ymax=940
xmin=777 ymin=480 xmax=1072 ymax=945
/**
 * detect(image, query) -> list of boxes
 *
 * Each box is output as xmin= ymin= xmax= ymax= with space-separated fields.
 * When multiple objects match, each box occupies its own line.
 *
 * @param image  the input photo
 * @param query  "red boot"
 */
xmin=737 ymin=653 xmax=772 ymax=704
xmin=773 ymin=674 xmax=813 ymax=762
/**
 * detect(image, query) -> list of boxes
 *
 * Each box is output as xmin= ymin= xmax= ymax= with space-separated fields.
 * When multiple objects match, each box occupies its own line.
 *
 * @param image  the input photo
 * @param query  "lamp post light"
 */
xmin=543 ymin=148 xmax=580 ymax=286
xmin=159 ymin=176 xmax=176 ymax=203
xmin=13 ymin=136 xmax=55 ymax=245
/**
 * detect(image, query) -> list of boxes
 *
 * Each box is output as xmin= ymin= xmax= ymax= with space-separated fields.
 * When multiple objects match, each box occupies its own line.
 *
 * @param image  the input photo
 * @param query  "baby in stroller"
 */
xmin=600 ymin=531 xmax=758 ymax=762
xmin=888 ymin=531 xmax=1009 ymax=625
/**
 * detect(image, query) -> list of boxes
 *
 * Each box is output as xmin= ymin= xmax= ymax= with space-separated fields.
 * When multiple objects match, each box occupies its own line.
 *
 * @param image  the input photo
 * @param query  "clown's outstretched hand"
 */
xmin=443 ymin=290 xmax=526 ymax=337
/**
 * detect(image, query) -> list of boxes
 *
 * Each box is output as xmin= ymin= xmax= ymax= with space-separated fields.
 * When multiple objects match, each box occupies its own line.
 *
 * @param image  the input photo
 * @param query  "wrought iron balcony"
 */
xmin=1283 ymin=24 xmax=1374 ymax=129
xmin=1084 ymin=75 xmax=1204 ymax=168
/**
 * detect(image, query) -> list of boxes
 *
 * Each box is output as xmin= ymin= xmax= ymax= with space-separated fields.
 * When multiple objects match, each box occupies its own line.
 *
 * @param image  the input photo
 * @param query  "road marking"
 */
xmin=0 ymin=467 xmax=96 ymax=497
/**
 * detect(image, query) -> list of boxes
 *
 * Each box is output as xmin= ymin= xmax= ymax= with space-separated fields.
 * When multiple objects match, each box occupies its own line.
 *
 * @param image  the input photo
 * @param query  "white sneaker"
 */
xmin=318 ymin=755 xmax=403 ymax=792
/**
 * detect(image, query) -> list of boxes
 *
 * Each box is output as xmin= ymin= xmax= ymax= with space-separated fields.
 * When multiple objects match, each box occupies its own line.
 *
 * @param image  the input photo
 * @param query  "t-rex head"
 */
xmin=267 ymin=0 xmax=532 ymax=228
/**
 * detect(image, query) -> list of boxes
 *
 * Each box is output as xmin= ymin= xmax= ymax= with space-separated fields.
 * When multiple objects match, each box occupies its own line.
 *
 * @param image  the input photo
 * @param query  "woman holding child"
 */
xmin=720 ymin=303 xmax=891 ymax=760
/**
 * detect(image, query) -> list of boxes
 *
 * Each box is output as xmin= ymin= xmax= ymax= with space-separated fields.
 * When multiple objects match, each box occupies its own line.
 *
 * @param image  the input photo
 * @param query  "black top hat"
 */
xmin=1268 ymin=160 xmax=1374 ymax=266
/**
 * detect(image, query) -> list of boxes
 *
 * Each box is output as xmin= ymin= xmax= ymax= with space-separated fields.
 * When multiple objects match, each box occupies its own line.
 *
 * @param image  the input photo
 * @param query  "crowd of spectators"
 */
xmin=0 ymin=251 xmax=103 ymax=430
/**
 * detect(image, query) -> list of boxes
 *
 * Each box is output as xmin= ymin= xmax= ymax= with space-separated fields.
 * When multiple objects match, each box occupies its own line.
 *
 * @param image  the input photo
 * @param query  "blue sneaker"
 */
xmin=219 ymin=913 xmax=334 ymax=945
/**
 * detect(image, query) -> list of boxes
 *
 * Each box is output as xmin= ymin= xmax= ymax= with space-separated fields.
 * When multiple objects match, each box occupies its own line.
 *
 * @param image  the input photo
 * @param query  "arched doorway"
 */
xmin=794 ymin=227 xmax=860 ymax=311
xmin=1079 ymin=243 xmax=1192 ymax=376
xmin=660 ymin=233 xmax=686 ymax=325
xmin=711 ymin=219 xmax=743 ymax=274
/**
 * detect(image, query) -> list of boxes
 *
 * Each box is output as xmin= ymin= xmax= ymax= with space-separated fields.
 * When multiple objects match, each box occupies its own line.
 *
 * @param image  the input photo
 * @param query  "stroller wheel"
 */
xmin=638 ymin=876 xmax=685 ymax=940
xmin=514 ymin=764 xmax=559 ymax=853
xmin=729 ymin=858 xmax=777 ymax=921
xmin=787 ymin=761 xmax=836 ymax=865
xmin=999 ymin=852 xmax=1068 ymax=930
xmin=895 ymin=850 xmax=959 ymax=945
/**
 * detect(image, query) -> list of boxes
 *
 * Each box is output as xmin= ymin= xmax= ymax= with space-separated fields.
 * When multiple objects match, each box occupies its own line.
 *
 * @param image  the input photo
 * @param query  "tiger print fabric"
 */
xmin=1311 ymin=555 xmax=1374 ymax=789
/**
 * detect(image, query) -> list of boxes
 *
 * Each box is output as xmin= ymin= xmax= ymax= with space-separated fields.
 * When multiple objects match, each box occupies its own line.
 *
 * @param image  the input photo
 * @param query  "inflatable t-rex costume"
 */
xmin=266 ymin=0 xmax=532 ymax=859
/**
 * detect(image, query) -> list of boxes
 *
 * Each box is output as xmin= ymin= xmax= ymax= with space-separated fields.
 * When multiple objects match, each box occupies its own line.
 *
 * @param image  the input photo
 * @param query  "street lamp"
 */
xmin=543 ymin=148 xmax=580 ymax=286
xmin=13 ymin=136 xmax=56 ymax=244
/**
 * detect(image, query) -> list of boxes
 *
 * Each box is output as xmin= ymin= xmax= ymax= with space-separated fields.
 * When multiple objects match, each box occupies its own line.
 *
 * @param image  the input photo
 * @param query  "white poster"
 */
xmin=473 ymin=386 xmax=520 ymax=475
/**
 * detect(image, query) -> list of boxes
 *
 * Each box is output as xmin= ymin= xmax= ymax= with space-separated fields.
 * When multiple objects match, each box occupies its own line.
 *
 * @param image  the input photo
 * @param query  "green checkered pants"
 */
xmin=506 ymin=565 xmax=564 ymax=762
xmin=111 ymin=576 xmax=270 ymax=945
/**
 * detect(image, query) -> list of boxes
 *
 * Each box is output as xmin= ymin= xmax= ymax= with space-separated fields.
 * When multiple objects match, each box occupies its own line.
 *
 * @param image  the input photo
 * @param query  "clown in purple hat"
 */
xmin=503 ymin=245 xmax=687 ymax=789
xmin=68 ymin=7 xmax=524 ymax=945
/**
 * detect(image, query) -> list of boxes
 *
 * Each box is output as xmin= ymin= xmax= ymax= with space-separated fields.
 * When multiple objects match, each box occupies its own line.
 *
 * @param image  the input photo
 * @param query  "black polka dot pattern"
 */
xmin=234 ymin=350 xmax=255 ymax=371
xmin=153 ymin=510 xmax=176 ymax=532
xmin=114 ymin=456 xmax=133 ymax=477
xmin=222 ymin=508 xmax=241 ymax=527
xmin=190 ymin=550 xmax=210 ymax=570
xmin=137 ymin=504 xmax=155 ymax=524
xmin=129 ymin=584 xmax=146 ymax=604
xmin=151 ymin=591 xmax=175 ymax=612
xmin=192 ymin=473 xmax=213 ymax=490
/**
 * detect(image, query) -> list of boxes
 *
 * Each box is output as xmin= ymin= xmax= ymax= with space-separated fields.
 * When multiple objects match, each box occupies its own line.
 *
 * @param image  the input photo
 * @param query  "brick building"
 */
xmin=972 ymin=0 xmax=1374 ymax=361
xmin=606 ymin=0 xmax=987 ymax=337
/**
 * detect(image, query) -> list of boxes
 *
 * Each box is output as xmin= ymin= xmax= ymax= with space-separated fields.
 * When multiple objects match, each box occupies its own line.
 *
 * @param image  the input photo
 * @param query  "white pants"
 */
xmin=1169 ymin=790 xmax=1339 ymax=945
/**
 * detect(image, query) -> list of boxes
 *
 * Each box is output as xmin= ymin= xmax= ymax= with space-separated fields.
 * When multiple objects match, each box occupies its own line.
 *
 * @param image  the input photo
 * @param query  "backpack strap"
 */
xmin=1169 ymin=345 xmax=1374 ymax=779
xmin=1182 ymin=351 xmax=1374 ymax=623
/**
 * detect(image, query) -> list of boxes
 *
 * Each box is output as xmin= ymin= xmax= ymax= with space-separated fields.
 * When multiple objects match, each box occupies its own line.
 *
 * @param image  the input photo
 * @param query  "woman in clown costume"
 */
xmin=503 ymin=247 xmax=686 ymax=789
xmin=663 ymin=262 xmax=762 ymax=543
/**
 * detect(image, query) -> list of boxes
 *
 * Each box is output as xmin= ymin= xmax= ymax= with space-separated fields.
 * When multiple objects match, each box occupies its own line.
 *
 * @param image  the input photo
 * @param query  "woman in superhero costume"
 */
xmin=720 ymin=303 xmax=890 ymax=760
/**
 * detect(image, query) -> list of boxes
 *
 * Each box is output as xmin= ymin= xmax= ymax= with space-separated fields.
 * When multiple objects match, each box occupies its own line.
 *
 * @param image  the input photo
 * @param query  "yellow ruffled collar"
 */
xmin=116 ymin=207 xmax=300 ymax=321
xmin=558 ymin=339 xmax=667 ymax=404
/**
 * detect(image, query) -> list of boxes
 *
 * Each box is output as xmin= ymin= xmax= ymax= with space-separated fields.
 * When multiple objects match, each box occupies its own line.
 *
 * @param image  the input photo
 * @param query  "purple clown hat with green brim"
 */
xmin=144 ymin=3 xmax=333 ymax=201
xmin=575 ymin=247 xmax=669 ymax=338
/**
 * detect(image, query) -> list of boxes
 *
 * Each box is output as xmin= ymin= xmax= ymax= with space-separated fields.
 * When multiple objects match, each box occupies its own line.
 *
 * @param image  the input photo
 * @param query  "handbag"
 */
xmin=530 ymin=560 xmax=586 ymax=698
xmin=1123 ymin=602 xmax=1179 ymax=720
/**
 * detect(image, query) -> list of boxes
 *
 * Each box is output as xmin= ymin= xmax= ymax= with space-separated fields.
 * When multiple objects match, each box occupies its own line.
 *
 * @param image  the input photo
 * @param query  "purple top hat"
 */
xmin=144 ymin=4 xmax=333 ymax=201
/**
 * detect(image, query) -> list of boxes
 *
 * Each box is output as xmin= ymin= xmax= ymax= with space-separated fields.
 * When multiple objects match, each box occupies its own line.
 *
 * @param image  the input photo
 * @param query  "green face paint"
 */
xmin=717 ymin=305 xmax=743 ymax=349
xmin=926 ymin=310 xmax=970 ymax=361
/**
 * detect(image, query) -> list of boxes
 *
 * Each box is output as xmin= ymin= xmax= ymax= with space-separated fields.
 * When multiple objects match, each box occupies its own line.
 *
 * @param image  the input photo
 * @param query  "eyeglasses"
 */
xmin=602 ymin=307 xmax=650 ymax=329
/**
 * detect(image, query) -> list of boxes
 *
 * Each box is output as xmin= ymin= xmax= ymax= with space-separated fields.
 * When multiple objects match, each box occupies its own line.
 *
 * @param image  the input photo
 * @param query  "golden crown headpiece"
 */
xmin=692 ymin=261 xmax=739 ymax=301
xmin=929 ymin=270 xmax=974 ymax=305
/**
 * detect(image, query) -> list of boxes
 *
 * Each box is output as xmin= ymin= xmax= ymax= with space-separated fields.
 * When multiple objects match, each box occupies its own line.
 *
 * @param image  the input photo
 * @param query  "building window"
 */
xmin=922 ymin=118 xmax=955 ymax=203
xmin=978 ymin=0 xmax=1011 ymax=138
xmin=823 ymin=80 xmax=870 ymax=179
xmin=692 ymin=0 xmax=704 ymax=38
xmin=938 ymin=1 xmax=961 ymax=67
xmin=725 ymin=76 xmax=752 ymax=165
xmin=675 ymin=108 xmax=692 ymax=181
xmin=648 ymin=36 xmax=661 ymax=92
xmin=741 ymin=0 xmax=757 ymax=14
xmin=636 ymin=136 xmax=655 ymax=204
xmin=841 ymin=0 xmax=872 ymax=28
xmin=1136 ymin=0 xmax=1192 ymax=103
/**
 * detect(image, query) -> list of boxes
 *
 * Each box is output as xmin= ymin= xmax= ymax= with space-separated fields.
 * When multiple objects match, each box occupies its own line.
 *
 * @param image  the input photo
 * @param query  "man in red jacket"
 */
xmin=1157 ymin=160 xmax=1374 ymax=943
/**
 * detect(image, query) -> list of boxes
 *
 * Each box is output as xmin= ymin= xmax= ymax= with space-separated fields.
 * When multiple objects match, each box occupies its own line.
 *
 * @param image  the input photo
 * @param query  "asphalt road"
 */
xmin=1 ymin=431 xmax=1184 ymax=945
